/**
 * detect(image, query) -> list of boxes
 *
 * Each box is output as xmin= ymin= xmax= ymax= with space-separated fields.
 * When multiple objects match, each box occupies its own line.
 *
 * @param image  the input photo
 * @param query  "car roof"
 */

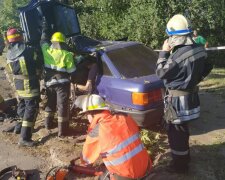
xmin=100 ymin=41 xmax=142 ymax=52
xmin=86 ymin=41 xmax=143 ymax=53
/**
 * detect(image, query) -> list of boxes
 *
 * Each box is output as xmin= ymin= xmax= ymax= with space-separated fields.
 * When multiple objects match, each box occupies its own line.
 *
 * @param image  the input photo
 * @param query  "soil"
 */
xmin=0 ymin=54 xmax=225 ymax=180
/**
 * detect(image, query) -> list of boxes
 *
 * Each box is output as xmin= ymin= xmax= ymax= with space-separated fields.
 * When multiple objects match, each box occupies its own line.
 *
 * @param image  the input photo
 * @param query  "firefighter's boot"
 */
xmin=14 ymin=122 xmax=22 ymax=134
xmin=18 ymin=139 xmax=36 ymax=147
xmin=58 ymin=121 xmax=69 ymax=137
xmin=44 ymin=116 xmax=57 ymax=130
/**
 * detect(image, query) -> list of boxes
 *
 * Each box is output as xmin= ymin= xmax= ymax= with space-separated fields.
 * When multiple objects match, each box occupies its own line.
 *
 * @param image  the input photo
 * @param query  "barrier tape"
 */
xmin=154 ymin=46 xmax=225 ymax=52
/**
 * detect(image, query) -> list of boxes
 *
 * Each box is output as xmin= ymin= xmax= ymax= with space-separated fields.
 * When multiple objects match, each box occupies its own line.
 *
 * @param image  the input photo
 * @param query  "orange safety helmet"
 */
xmin=6 ymin=28 xmax=23 ymax=43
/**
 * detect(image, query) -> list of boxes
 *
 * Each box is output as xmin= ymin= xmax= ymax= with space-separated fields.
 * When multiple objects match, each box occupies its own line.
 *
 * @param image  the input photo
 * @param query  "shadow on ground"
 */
xmin=151 ymin=142 xmax=225 ymax=180
xmin=189 ymin=92 xmax=225 ymax=136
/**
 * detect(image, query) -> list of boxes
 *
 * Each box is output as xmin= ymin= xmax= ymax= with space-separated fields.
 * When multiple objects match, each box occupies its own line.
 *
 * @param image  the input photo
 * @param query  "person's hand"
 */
xmin=41 ymin=17 xmax=48 ymax=30
xmin=162 ymin=39 xmax=171 ymax=52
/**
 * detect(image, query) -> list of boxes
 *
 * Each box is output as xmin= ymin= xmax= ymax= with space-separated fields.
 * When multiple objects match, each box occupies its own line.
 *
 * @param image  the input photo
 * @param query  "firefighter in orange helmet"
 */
xmin=75 ymin=94 xmax=152 ymax=180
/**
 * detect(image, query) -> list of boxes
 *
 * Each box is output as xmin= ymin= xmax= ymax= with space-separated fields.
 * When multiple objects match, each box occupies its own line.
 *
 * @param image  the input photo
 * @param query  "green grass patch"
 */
xmin=200 ymin=68 xmax=225 ymax=97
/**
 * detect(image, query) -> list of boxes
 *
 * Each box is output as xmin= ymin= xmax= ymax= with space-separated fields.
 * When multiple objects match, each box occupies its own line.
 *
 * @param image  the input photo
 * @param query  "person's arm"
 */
xmin=76 ymin=63 xmax=98 ymax=93
xmin=204 ymin=41 xmax=209 ymax=48
xmin=201 ymin=57 xmax=213 ymax=79
xmin=156 ymin=40 xmax=179 ymax=80
xmin=34 ymin=49 xmax=44 ymax=79
xmin=80 ymin=126 xmax=101 ymax=166
xmin=40 ymin=17 xmax=51 ymax=47
xmin=66 ymin=53 xmax=76 ymax=73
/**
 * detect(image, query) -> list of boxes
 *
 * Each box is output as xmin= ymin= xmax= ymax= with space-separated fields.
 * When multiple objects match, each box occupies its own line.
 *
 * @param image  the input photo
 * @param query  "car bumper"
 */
xmin=108 ymin=103 xmax=164 ymax=129
xmin=128 ymin=106 xmax=164 ymax=128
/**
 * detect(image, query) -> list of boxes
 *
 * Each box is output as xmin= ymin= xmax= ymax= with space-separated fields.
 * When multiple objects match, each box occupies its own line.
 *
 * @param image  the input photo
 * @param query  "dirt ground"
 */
xmin=0 ymin=54 xmax=225 ymax=180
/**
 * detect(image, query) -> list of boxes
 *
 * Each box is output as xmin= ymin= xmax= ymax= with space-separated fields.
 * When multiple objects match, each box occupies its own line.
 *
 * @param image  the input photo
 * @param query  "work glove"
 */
xmin=41 ymin=17 xmax=48 ymax=31
xmin=40 ymin=17 xmax=52 ymax=42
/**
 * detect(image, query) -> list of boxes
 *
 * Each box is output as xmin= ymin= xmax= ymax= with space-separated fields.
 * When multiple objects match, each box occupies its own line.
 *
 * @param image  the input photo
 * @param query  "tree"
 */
xmin=0 ymin=0 xmax=224 ymax=48
xmin=74 ymin=0 xmax=225 ymax=48
xmin=0 ymin=0 xmax=29 ymax=33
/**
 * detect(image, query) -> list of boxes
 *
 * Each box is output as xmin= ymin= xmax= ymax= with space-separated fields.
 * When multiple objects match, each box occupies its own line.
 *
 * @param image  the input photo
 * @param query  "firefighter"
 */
xmin=40 ymin=18 xmax=76 ymax=137
xmin=156 ymin=14 xmax=213 ymax=173
xmin=74 ymin=94 xmax=152 ymax=180
xmin=6 ymin=28 xmax=40 ymax=147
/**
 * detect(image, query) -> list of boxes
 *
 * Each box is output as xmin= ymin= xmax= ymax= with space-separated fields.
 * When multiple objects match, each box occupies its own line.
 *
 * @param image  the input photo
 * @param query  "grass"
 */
xmin=200 ymin=68 xmax=225 ymax=97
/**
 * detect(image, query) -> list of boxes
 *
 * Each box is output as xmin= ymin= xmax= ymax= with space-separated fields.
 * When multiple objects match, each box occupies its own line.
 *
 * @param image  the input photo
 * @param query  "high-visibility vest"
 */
xmin=82 ymin=111 xmax=152 ymax=179
xmin=41 ymin=43 xmax=76 ymax=74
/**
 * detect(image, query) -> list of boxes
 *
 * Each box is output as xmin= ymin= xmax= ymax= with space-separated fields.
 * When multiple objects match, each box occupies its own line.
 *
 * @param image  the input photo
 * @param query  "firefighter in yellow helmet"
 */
xmin=40 ymin=18 xmax=76 ymax=137
xmin=156 ymin=14 xmax=212 ymax=173
xmin=6 ymin=28 xmax=41 ymax=147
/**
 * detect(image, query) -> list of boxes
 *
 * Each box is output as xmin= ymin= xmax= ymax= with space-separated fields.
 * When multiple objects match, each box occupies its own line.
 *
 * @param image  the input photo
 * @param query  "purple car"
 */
xmin=91 ymin=41 xmax=164 ymax=128
xmin=19 ymin=0 xmax=164 ymax=128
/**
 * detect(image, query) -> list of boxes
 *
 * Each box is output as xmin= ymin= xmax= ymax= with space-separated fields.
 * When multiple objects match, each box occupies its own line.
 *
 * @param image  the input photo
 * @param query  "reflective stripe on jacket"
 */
xmin=7 ymin=43 xmax=40 ymax=98
xmin=81 ymin=111 xmax=152 ymax=179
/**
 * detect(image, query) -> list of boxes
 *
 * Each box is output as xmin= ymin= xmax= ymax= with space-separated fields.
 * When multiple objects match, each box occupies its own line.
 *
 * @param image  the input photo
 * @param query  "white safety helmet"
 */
xmin=166 ymin=14 xmax=192 ymax=36
xmin=75 ymin=94 xmax=109 ymax=114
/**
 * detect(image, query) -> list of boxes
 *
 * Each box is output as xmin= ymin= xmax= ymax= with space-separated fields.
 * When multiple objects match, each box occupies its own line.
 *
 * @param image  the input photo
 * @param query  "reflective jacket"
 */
xmin=6 ymin=42 xmax=40 ymax=98
xmin=81 ymin=111 xmax=152 ymax=179
xmin=40 ymin=27 xmax=76 ymax=87
xmin=156 ymin=44 xmax=212 ymax=123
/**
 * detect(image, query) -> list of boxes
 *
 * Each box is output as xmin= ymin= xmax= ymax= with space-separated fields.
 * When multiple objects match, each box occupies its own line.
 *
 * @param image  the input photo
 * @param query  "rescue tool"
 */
xmin=46 ymin=158 xmax=104 ymax=180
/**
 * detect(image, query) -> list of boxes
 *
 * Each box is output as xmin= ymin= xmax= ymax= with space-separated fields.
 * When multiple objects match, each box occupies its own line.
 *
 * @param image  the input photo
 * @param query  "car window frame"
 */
xmin=99 ymin=52 xmax=122 ymax=78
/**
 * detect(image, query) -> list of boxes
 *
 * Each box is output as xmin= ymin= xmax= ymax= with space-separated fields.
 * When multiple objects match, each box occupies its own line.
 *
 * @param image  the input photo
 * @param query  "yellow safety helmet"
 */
xmin=75 ymin=94 xmax=109 ymax=114
xmin=51 ymin=32 xmax=66 ymax=43
xmin=166 ymin=14 xmax=192 ymax=36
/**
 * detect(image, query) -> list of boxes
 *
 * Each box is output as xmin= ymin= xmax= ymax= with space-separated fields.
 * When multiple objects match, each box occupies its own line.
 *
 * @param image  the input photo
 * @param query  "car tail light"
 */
xmin=149 ymin=89 xmax=162 ymax=102
xmin=132 ymin=89 xmax=162 ymax=106
xmin=132 ymin=92 xmax=149 ymax=105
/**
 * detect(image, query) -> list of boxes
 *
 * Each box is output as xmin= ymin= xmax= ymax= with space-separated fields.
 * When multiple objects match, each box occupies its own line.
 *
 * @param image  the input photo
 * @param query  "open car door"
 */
xmin=19 ymin=0 xmax=81 ymax=45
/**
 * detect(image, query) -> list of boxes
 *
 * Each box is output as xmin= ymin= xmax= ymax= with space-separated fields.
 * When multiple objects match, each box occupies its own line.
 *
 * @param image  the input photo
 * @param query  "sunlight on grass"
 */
xmin=199 ymin=68 xmax=225 ymax=95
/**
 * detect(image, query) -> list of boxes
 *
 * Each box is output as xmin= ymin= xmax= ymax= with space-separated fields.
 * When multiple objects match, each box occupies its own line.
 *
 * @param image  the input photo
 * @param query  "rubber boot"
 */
xmin=58 ymin=121 xmax=69 ymax=137
xmin=18 ymin=139 xmax=36 ymax=147
xmin=45 ymin=116 xmax=57 ymax=130
xmin=0 ymin=113 xmax=5 ymax=122
xmin=19 ymin=125 xmax=36 ymax=147
xmin=14 ymin=122 xmax=22 ymax=134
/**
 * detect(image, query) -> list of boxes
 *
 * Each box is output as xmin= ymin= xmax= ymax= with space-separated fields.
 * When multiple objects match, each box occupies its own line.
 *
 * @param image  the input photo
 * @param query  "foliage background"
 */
xmin=0 ymin=0 xmax=225 ymax=65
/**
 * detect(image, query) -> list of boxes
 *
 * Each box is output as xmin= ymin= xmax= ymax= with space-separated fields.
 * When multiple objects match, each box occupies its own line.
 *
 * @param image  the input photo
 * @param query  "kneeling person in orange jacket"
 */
xmin=75 ymin=94 xmax=152 ymax=180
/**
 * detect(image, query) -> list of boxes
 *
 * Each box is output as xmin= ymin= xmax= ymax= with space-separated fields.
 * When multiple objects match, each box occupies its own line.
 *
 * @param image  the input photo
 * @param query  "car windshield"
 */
xmin=106 ymin=44 xmax=158 ymax=78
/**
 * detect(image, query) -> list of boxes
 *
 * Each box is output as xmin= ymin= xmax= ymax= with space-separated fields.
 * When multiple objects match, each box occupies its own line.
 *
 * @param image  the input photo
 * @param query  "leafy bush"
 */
xmin=140 ymin=129 xmax=167 ymax=159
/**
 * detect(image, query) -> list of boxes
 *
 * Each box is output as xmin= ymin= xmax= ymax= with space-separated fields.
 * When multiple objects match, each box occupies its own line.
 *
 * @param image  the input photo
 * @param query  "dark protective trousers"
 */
xmin=44 ymin=83 xmax=70 ymax=136
xmin=17 ymin=97 xmax=39 ymax=141
xmin=167 ymin=123 xmax=190 ymax=171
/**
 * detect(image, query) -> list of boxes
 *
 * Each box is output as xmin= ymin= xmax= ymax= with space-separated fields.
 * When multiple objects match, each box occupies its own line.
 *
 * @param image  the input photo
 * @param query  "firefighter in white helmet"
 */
xmin=74 ymin=94 xmax=152 ymax=180
xmin=156 ymin=14 xmax=213 ymax=173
